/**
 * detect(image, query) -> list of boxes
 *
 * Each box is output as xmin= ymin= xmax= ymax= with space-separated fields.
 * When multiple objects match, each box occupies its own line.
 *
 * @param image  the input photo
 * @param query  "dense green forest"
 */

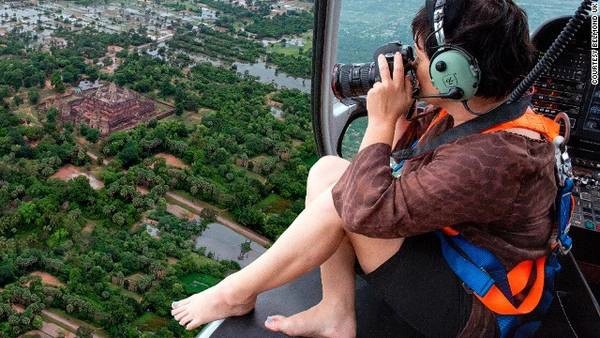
xmin=108 ymin=55 xmax=316 ymax=238
xmin=0 ymin=5 xmax=316 ymax=335
xmin=246 ymin=11 xmax=314 ymax=39
xmin=169 ymin=25 xmax=266 ymax=63
xmin=267 ymin=48 xmax=312 ymax=78
xmin=0 ymin=104 xmax=238 ymax=337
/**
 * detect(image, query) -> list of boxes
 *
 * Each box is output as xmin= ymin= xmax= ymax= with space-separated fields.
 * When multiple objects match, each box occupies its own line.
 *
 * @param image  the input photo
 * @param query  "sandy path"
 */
xmin=85 ymin=151 xmax=110 ymax=166
xmin=30 ymin=271 xmax=65 ymax=288
xmin=50 ymin=165 xmax=104 ymax=190
xmin=13 ymin=305 xmax=102 ymax=337
xmin=155 ymin=153 xmax=189 ymax=169
xmin=80 ymin=151 xmax=271 ymax=247
xmin=166 ymin=203 xmax=198 ymax=221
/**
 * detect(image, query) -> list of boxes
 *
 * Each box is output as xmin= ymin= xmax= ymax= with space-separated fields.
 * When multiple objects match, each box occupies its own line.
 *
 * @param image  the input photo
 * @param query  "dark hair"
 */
xmin=411 ymin=0 xmax=535 ymax=99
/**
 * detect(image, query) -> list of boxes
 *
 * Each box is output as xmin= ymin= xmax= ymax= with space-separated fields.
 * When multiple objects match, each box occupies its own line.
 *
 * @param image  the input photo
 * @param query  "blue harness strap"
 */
xmin=395 ymin=115 xmax=574 ymax=337
xmin=437 ymin=177 xmax=574 ymax=338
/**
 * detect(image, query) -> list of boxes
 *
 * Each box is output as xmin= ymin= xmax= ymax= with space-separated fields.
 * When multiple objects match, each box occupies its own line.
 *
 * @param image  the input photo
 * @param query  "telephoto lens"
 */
xmin=331 ymin=42 xmax=417 ymax=100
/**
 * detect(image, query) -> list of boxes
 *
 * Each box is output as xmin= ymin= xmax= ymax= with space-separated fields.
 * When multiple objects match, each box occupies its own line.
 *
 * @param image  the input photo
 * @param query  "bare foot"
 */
xmin=171 ymin=277 xmax=256 ymax=330
xmin=264 ymin=300 xmax=356 ymax=338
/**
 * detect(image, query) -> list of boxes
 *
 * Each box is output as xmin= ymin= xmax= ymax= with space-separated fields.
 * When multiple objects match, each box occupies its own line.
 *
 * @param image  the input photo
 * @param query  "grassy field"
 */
xmin=181 ymin=272 xmax=220 ymax=294
xmin=266 ymin=31 xmax=313 ymax=56
xmin=256 ymin=193 xmax=291 ymax=213
xmin=133 ymin=312 xmax=170 ymax=332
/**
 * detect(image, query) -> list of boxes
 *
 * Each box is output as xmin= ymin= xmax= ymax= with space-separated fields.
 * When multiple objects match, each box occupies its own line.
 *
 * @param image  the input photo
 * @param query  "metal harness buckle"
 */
xmin=553 ymin=113 xmax=573 ymax=187
xmin=553 ymin=113 xmax=574 ymax=255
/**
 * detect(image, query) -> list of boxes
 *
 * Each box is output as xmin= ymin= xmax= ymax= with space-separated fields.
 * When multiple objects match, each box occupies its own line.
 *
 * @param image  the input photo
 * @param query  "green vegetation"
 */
xmin=54 ymin=27 xmax=150 ymax=59
xmin=0 ymin=98 xmax=238 ymax=336
xmin=181 ymin=272 xmax=220 ymax=293
xmin=107 ymin=55 xmax=316 ymax=239
xmin=80 ymin=124 xmax=100 ymax=143
xmin=169 ymin=25 xmax=265 ymax=63
xmin=246 ymin=11 xmax=314 ymax=39
xmin=267 ymin=51 xmax=312 ymax=78
xmin=0 ymin=3 xmax=317 ymax=336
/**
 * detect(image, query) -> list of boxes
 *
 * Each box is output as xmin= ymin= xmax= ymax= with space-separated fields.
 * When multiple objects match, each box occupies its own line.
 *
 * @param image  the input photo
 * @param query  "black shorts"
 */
xmin=357 ymin=233 xmax=473 ymax=338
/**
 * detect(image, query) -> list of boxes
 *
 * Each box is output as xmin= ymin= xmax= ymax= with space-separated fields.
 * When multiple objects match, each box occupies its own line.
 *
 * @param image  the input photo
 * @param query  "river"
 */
xmin=195 ymin=222 xmax=266 ymax=268
xmin=233 ymin=61 xmax=310 ymax=93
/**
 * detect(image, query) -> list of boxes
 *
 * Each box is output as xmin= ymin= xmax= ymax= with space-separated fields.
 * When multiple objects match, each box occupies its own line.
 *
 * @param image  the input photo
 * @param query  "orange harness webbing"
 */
xmin=422 ymin=108 xmax=560 ymax=315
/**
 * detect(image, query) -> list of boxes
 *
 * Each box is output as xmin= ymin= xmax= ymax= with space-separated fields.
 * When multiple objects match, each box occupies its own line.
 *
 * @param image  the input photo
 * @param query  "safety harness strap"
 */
xmin=392 ymin=96 xmax=532 ymax=161
xmin=406 ymin=104 xmax=572 ymax=337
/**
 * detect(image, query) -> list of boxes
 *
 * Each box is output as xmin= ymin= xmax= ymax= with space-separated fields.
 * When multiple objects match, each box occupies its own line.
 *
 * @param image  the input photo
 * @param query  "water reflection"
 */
xmin=234 ymin=61 xmax=310 ymax=93
xmin=195 ymin=222 xmax=266 ymax=268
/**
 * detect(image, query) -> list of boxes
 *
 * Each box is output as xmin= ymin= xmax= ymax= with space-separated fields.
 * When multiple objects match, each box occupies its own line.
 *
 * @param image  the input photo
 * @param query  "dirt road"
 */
xmin=84 ymin=150 xmax=271 ymax=247
xmin=165 ymin=192 xmax=271 ymax=247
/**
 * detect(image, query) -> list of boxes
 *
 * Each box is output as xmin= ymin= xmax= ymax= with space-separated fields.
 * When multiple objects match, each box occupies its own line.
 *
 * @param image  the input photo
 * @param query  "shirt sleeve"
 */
xmin=391 ymin=105 xmax=441 ymax=153
xmin=331 ymin=135 xmax=525 ymax=238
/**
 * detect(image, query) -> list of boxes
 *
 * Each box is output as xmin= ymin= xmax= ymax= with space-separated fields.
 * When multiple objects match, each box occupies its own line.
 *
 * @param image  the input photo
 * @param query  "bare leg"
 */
xmin=264 ymin=157 xmax=357 ymax=337
xmin=171 ymin=184 xmax=346 ymax=330
xmin=171 ymin=157 xmax=403 ymax=334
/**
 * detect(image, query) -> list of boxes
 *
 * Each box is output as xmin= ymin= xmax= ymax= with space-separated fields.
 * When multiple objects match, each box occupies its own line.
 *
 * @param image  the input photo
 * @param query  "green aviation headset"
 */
xmin=426 ymin=0 xmax=481 ymax=101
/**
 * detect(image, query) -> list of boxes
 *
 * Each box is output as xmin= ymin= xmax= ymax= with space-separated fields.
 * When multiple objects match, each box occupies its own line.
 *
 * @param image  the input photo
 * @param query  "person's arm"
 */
xmin=358 ymin=52 xmax=415 ymax=152
xmin=331 ymin=135 xmax=525 ymax=238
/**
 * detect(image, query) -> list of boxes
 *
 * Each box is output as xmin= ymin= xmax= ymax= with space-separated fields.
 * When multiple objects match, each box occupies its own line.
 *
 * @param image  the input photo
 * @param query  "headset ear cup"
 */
xmin=428 ymin=46 xmax=481 ymax=100
xmin=429 ymin=48 xmax=446 ymax=96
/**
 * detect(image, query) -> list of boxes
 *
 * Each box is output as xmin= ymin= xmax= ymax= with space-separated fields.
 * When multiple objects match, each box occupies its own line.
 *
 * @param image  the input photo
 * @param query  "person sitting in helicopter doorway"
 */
xmin=171 ymin=0 xmax=558 ymax=337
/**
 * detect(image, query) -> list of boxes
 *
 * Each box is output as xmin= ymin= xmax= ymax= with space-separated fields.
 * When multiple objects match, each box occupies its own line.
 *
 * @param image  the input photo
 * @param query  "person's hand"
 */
xmin=366 ymin=52 xmax=414 ymax=127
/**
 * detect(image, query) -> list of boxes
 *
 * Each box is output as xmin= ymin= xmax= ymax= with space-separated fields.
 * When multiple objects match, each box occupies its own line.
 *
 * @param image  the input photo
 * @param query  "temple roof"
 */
xmin=93 ymin=83 xmax=138 ymax=105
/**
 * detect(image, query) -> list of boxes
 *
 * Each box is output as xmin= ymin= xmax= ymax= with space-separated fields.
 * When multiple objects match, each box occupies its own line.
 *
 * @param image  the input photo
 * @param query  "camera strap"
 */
xmin=391 ymin=95 xmax=532 ymax=161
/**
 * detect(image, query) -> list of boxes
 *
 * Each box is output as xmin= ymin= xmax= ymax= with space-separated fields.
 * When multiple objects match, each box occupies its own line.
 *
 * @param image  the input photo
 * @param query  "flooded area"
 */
xmin=195 ymin=222 xmax=266 ymax=268
xmin=270 ymin=106 xmax=284 ymax=119
xmin=0 ymin=1 xmax=310 ymax=92
xmin=172 ymin=49 xmax=311 ymax=92
xmin=234 ymin=61 xmax=310 ymax=93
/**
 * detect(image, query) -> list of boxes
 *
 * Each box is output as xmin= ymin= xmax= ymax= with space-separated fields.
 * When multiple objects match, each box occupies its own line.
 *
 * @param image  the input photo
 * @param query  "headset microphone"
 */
xmin=416 ymin=87 xmax=464 ymax=100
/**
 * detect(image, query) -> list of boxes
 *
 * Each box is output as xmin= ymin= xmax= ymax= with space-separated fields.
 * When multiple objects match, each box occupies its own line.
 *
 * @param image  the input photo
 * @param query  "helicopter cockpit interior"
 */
xmin=204 ymin=0 xmax=600 ymax=337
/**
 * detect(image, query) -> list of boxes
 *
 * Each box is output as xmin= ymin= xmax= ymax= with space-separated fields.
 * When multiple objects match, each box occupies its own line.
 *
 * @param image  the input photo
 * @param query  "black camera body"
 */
xmin=331 ymin=41 xmax=420 ymax=100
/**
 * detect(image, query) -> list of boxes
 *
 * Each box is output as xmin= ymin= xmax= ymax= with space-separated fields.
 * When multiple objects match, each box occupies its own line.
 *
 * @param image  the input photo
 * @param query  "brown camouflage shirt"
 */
xmin=331 ymin=110 xmax=558 ymax=337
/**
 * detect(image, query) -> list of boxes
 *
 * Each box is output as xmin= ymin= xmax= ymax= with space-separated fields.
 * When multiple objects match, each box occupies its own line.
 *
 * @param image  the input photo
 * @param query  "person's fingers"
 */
xmin=378 ymin=54 xmax=391 ymax=83
xmin=393 ymin=52 xmax=404 ymax=86
xmin=404 ymin=74 xmax=413 ymax=96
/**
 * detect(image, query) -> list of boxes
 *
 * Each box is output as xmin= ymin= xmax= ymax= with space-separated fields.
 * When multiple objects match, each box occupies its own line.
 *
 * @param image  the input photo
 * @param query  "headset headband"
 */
xmin=433 ymin=0 xmax=447 ymax=46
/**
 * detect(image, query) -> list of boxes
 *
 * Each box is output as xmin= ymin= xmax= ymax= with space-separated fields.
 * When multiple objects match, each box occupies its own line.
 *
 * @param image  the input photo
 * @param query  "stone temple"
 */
xmin=66 ymin=83 xmax=160 ymax=135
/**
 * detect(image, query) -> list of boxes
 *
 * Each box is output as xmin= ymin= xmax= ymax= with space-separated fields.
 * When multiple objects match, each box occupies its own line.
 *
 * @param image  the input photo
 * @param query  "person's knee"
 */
xmin=307 ymin=155 xmax=349 ymax=190
xmin=305 ymin=156 xmax=350 ymax=204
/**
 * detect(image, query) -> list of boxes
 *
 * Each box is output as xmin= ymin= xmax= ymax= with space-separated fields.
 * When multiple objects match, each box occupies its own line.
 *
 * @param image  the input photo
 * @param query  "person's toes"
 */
xmin=278 ymin=315 xmax=305 ymax=336
xmin=264 ymin=315 xmax=285 ymax=332
xmin=171 ymin=305 xmax=187 ymax=317
xmin=186 ymin=318 xmax=201 ymax=331
xmin=173 ymin=308 xmax=188 ymax=321
xmin=172 ymin=298 xmax=191 ymax=309
xmin=179 ymin=314 xmax=194 ymax=326
xmin=266 ymin=315 xmax=302 ymax=335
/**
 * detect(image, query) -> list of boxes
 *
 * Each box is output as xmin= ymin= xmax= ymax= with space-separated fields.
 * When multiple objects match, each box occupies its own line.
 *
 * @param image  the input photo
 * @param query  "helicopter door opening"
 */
xmin=311 ymin=0 xmax=600 ymax=337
